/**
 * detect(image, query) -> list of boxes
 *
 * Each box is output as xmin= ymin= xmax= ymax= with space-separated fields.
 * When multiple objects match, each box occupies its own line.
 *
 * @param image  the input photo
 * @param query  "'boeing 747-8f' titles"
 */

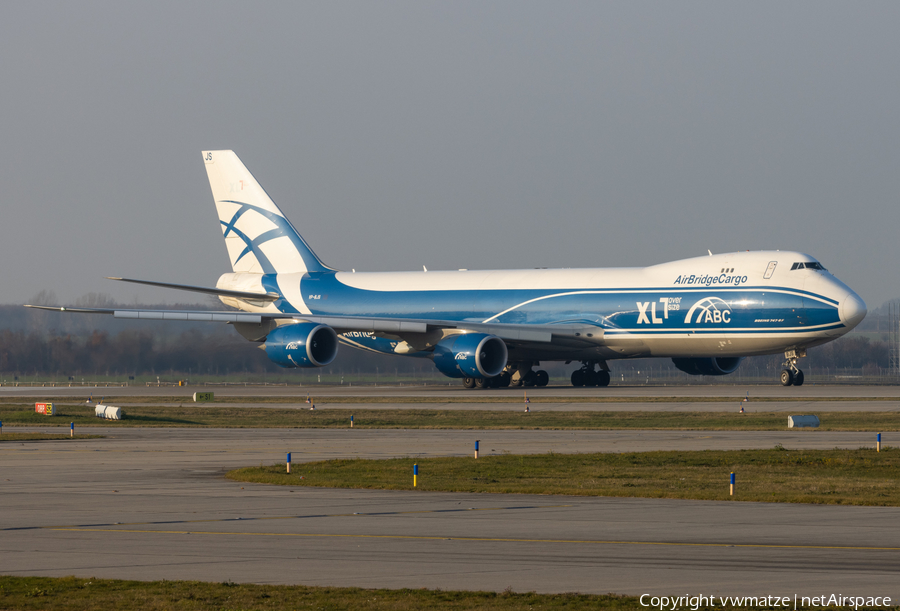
xmin=27 ymin=150 xmax=866 ymax=389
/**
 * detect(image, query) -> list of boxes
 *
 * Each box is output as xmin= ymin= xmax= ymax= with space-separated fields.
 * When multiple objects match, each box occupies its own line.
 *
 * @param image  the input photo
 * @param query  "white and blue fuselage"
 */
xmin=219 ymin=251 xmax=865 ymax=363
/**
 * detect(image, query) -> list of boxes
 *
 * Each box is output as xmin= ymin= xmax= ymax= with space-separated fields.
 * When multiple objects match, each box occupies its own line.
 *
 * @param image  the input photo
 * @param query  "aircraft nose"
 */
xmin=839 ymin=292 xmax=867 ymax=329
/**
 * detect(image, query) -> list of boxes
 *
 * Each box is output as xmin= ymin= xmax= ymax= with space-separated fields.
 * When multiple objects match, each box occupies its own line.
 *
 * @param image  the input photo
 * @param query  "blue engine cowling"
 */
xmin=432 ymin=333 xmax=508 ymax=379
xmin=263 ymin=323 xmax=339 ymax=368
xmin=671 ymin=357 xmax=744 ymax=376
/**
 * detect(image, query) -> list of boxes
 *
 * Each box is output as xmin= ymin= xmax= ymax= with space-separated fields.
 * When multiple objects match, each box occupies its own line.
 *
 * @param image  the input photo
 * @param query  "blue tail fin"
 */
xmin=202 ymin=150 xmax=331 ymax=274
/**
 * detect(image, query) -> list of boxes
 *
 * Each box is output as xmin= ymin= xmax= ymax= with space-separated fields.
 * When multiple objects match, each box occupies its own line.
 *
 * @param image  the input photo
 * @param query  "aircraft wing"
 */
xmin=24 ymin=305 xmax=601 ymax=347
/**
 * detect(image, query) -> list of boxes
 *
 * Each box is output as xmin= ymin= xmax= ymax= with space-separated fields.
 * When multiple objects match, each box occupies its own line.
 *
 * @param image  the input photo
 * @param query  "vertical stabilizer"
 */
xmin=202 ymin=150 xmax=330 ymax=274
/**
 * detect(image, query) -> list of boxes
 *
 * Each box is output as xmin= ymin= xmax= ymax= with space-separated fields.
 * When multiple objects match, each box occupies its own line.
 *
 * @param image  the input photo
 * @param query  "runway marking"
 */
xmin=43 ymin=527 xmax=900 ymax=551
xmin=4 ymin=505 xmax=572 ymax=532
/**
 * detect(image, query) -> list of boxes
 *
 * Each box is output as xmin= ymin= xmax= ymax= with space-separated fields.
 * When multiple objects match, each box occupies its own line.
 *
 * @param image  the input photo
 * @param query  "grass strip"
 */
xmin=0 ymin=575 xmax=630 ymax=611
xmin=0 ymin=433 xmax=103 ymax=442
xmin=2 ymin=394 xmax=899 ymax=405
xmin=1 ymin=403 xmax=899 ymax=430
xmin=0 ymin=576 xmax=894 ymax=611
xmin=229 ymin=448 xmax=900 ymax=506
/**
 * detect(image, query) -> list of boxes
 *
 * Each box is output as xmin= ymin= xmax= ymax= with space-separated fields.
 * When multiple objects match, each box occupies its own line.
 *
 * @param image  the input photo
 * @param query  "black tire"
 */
xmin=780 ymin=369 xmax=794 ymax=386
xmin=474 ymin=377 xmax=490 ymax=389
xmin=498 ymin=372 xmax=512 ymax=388
xmin=534 ymin=370 xmax=549 ymax=387
xmin=463 ymin=377 xmax=476 ymax=389
xmin=793 ymin=370 xmax=804 ymax=386
xmin=583 ymin=370 xmax=598 ymax=387
xmin=523 ymin=371 xmax=537 ymax=387
xmin=596 ymin=370 xmax=611 ymax=387
xmin=571 ymin=370 xmax=584 ymax=387
xmin=488 ymin=376 xmax=501 ymax=388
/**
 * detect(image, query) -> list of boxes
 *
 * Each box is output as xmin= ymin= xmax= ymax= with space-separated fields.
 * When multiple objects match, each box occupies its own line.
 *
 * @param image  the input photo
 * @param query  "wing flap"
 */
xmin=114 ymin=310 xmax=263 ymax=323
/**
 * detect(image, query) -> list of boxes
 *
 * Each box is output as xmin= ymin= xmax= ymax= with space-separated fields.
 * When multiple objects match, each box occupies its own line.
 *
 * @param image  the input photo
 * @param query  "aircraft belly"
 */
xmin=640 ymin=330 xmax=840 ymax=359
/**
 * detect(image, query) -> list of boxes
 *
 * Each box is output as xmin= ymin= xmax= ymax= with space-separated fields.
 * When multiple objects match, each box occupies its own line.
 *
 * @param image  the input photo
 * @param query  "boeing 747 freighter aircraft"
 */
xmin=28 ymin=150 xmax=867 ymax=388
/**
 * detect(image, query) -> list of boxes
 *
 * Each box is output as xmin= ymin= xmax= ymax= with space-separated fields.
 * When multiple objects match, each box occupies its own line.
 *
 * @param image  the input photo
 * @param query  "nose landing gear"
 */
xmin=780 ymin=349 xmax=806 ymax=386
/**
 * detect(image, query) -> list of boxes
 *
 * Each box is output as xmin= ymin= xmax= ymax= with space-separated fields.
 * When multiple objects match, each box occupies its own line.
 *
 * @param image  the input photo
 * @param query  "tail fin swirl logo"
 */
xmin=684 ymin=297 xmax=732 ymax=324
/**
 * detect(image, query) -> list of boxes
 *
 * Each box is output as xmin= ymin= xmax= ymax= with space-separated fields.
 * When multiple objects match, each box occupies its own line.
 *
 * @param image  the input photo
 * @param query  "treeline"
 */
xmin=799 ymin=335 xmax=891 ymax=372
xmin=0 ymin=328 xmax=894 ymax=379
xmin=0 ymin=328 xmax=434 ymax=378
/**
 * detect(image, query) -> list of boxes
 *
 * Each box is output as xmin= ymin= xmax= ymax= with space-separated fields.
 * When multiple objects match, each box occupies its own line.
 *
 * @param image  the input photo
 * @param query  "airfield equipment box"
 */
xmin=34 ymin=402 xmax=55 ymax=416
xmin=788 ymin=415 xmax=820 ymax=428
xmin=193 ymin=392 xmax=214 ymax=402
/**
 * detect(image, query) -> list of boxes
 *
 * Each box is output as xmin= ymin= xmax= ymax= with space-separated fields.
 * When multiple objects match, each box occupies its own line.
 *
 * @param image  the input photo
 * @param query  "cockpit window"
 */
xmin=791 ymin=261 xmax=826 ymax=271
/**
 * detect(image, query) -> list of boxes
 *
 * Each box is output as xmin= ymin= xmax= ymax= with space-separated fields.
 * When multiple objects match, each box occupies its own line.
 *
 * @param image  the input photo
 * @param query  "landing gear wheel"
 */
xmin=596 ymin=371 xmax=611 ymax=387
xmin=463 ymin=377 xmax=476 ymax=389
xmin=498 ymin=372 xmax=512 ymax=388
xmin=534 ymin=370 xmax=549 ymax=387
xmin=523 ymin=371 xmax=537 ymax=387
xmin=780 ymin=369 xmax=794 ymax=387
xmin=583 ymin=370 xmax=598 ymax=387
xmin=571 ymin=370 xmax=585 ymax=387
xmin=474 ymin=377 xmax=490 ymax=389
xmin=793 ymin=370 xmax=804 ymax=386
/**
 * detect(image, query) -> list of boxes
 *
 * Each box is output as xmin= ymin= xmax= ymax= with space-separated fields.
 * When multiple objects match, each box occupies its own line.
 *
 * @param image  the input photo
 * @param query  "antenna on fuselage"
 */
xmin=708 ymin=250 xmax=713 ymax=256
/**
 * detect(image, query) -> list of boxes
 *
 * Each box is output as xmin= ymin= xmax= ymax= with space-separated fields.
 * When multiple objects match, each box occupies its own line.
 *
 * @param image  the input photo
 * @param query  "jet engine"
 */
xmin=432 ymin=333 xmax=508 ymax=379
xmin=263 ymin=323 xmax=339 ymax=368
xmin=671 ymin=357 xmax=744 ymax=376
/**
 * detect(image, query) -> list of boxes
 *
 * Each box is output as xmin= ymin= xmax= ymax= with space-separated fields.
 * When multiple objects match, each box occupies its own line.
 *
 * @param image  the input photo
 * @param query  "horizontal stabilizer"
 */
xmin=24 ymin=305 xmax=264 ymax=323
xmin=106 ymin=277 xmax=280 ymax=302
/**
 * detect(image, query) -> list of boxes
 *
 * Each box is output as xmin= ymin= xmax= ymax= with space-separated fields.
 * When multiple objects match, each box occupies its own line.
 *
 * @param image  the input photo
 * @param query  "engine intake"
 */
xmin=433 ymin=333 xmax=508 ymax=379
xmin=671 ymin=357 xmax=744 ymax=376
xmin=263 ymin=323 xmax=338 ymax=368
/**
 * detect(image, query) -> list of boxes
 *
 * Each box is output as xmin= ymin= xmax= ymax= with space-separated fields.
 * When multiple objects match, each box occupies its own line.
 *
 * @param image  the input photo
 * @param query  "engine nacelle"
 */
xmin=671 ymin=357 xmax=744 ymax=376
xmin=433 ymin=333 xmax=508 ymax=379
xmin=263 ymin=323 xmax=339 ymax=368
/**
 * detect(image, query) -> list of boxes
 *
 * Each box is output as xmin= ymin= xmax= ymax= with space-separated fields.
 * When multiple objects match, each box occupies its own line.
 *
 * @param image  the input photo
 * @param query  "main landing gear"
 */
xmin=506 ymin=363 xmax=548 ymax=388
xmin=780 ymin=349 xmax=806 ymax=387
xmin=571 ymin=362 xmax=610 ymax=387
xmin=462 ymin=363 xmax=549 ymax=389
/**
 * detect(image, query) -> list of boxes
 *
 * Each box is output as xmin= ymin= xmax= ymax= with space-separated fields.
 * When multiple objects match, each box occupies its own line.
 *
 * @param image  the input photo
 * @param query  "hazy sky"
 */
xmin=3 ymin=2 xmax=898 ymax=308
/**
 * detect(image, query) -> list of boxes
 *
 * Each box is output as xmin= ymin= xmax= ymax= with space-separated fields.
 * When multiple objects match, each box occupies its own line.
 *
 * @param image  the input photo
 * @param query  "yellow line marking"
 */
xmin=47 ymin=528 xmax=900 ymax=550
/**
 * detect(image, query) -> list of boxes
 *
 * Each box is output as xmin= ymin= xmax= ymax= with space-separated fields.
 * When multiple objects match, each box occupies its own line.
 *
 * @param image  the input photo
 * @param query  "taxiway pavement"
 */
xmin=2 ymin=427 xmax=898 ymax=598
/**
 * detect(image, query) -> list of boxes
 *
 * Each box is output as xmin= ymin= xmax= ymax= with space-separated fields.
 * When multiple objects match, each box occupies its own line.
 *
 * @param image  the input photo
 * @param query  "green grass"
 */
xmin=3 ymin=394 xmax=899 ymax=404
xmin=228 ymin=448 xmax=900 ymax=506
xmin=0 ymin=432 xmax=103 ymax=442
xmin=0 ymin=576 xmax=631 ymax=610
xmin=0 ymin=576 xmax=893 ymax=610
xmin=1 ymin=402 xmax=899 ymax=430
